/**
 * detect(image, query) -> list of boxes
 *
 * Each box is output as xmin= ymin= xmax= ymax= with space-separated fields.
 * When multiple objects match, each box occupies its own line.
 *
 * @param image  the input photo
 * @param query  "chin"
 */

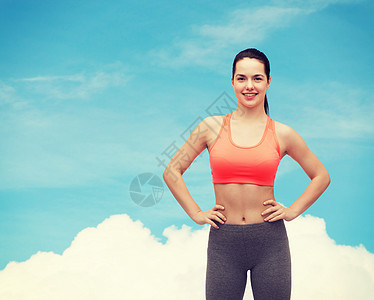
xmin=240 ymin=100 xmax=260 ymax=107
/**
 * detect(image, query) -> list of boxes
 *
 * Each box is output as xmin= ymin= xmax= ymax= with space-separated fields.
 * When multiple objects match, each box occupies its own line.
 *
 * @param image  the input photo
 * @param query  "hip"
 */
xmin=208 ymin=219 xmax=289 ymax=250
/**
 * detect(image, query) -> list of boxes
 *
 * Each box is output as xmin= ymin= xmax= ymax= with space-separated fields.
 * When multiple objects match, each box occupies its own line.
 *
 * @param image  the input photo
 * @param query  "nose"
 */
xmin=245 ymin=80 xmax=254 ymax=90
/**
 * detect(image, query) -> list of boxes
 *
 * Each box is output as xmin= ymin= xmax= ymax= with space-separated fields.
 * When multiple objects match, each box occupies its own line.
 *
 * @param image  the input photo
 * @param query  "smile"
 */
xmin=242 ymin=93 xmax=258 ymax=99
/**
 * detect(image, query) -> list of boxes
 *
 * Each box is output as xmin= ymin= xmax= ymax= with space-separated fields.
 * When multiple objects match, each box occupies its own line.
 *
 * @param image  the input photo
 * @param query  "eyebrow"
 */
xmin=235 ymin=73 xmax=265 ymax=77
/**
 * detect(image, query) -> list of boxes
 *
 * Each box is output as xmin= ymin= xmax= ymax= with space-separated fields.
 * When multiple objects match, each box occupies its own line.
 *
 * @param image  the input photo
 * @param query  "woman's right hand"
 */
xmin=192 ymin=205 xmax=227 ymax=229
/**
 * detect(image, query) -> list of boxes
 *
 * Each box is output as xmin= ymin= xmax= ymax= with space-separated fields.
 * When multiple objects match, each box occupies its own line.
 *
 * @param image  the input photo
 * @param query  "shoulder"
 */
xmin=197 ymin=114 xmax=226 ymax=135
xmin=199 ymin=115 xmax=226 ymax=147
xmin=273 ymin=119 xmax=297 ymax=141
xmin=186 ymin=115 xmax=225 ymax=145
xmin=205 ymin=114 xmax=225 ymax=126
xmin=273 ymin=118 xmax=309 ymax=157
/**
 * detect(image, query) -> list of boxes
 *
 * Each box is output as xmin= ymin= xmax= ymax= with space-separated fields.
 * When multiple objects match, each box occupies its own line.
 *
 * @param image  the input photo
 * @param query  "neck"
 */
xmin=232 ymin=104 xmax=267 ymax=123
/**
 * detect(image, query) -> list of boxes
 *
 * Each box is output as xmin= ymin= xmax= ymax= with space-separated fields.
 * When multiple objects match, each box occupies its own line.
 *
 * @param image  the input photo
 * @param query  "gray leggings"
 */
xmin=206 ymin=219 xmax=291 ymax=300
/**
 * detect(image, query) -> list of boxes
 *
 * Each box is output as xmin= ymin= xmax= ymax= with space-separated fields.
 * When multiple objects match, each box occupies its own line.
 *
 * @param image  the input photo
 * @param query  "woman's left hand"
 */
xmin=261 ymin=199 xmax=298 ymax=222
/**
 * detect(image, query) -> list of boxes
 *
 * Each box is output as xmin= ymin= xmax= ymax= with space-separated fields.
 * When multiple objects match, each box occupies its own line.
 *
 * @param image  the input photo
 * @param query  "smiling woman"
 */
xmin=163 ymin=48 xmax=331 ymax=300
xmin=231 ymin=48 xmax=271 ymax=115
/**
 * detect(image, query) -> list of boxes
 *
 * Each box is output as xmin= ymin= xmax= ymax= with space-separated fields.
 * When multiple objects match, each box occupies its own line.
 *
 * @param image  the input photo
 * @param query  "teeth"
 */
xmin=244 ymin=93 xmax=256 ymax=96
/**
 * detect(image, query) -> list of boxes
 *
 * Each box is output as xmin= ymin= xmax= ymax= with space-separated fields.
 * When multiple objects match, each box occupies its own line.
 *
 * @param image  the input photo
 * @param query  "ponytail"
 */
xmin=264 ymin=94 xmax=269 ymax=116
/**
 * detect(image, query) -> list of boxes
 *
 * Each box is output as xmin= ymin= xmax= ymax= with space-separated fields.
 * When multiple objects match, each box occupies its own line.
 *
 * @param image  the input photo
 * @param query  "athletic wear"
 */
xmin=208 ymin=112 xmax=281 ymax=186
xmin=206 ymin=219 xmax=291 ymax=300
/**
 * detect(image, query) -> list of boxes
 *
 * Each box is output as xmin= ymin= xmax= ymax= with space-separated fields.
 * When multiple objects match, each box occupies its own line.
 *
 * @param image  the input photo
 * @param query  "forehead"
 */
xmin=234 ymin=58 xmax=265 ymax=76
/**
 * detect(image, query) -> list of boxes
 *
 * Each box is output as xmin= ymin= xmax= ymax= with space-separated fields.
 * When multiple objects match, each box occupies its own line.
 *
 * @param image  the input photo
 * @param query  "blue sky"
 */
xmin=1 ymin=0 xmax=373 ymax=273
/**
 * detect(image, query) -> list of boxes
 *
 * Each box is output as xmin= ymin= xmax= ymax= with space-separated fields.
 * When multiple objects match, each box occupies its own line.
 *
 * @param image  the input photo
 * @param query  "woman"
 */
xmin=162 ymin=48 xmax=330 ymax=300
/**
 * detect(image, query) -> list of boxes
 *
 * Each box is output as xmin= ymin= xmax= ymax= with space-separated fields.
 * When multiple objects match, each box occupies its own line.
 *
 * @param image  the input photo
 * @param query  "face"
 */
xmin=231 ymin=58 xmax=271 ymax=110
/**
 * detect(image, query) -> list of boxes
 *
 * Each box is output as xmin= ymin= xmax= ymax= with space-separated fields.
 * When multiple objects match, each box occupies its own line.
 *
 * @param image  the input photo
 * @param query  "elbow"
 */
xmin=162 ymin=169 xmax=171 ymax=183
xmin=162 ymin=167 xmax=168 ymax=179
xmin=162 ymin=166 xmax=182 ymax=184
xmin=162 ymin=171 xmax=167 ymax=182
xmin=312 ymin=168 xmax=331 ymax=190
xmin=162 ymin=171 xmax=171 ymax=187
xmin=322 ymin=169 xmax=331 ymax=189
xmin=162 ymin=164 xmax=170 ymax=179
xmin=326 ymin=173 xmax=331 ymax=188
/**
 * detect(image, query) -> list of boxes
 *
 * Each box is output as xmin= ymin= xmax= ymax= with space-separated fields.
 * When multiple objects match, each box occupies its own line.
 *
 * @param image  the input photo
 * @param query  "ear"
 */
xmin=266 ymin=76 xmax=271 ymax=90
xmin=231 ymin=77 xmax=234 ymax=87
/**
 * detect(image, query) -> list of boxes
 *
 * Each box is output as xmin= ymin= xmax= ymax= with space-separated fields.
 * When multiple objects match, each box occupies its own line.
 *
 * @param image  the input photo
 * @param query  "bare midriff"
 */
xmin=213 ymin=183 xmax=275 ymax=224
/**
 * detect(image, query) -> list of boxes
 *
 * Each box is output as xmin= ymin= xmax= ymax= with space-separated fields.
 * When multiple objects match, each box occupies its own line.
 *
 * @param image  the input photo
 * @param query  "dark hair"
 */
xmin=232 ymin=48 xmax=270 ymax=115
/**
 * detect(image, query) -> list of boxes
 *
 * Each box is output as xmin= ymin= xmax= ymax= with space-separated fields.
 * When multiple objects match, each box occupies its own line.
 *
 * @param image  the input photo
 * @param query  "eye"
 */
xmin=237 ymin=77 xmax=245 ymax=81
xmin=254 ymin=77 xmax=263 ymax=81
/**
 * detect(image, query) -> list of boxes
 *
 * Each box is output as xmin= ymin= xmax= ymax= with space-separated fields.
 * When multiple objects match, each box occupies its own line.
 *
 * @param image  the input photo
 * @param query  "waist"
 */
xmin=213 ymin=183 xmax=275 ymax=224
xmin=210 ymin=219 xmax=285 ymax=232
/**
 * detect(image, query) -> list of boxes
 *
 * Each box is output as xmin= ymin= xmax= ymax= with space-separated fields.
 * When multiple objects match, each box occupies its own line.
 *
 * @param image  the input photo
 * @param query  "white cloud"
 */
xmin=19 ymin=74 xmax=86 ymax=82
xmin=149 ymin=0 xmax=364 ymax=69
xmin=197 ymin=6 xmax=302 ymax=44
xmin=0 ymin=213 xmax=373 ymax=299
xmin=0 ymin=80 xmax=29 ymax=109
xmin=150 ymin=6 xmax=303 ymax=70
xmin=0 ymin=81 xmax=16 ymax=104
xmin=16 ymin=62 xmax=131 ymax=100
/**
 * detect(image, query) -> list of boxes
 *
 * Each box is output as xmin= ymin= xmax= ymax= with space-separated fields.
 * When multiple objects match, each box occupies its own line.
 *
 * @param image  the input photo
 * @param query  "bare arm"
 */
xmin=263 ymin=123 xmax=331 ymax=222
xmin=162 ymin=116 xmax=226 ymax=227
xmin=163 ymin=167 xmax=203 ymax=222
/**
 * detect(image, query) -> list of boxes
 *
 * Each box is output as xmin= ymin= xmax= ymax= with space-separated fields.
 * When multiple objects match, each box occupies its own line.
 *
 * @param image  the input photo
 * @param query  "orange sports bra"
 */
xmin=208 ymin=112 xmax=281 ymax=186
